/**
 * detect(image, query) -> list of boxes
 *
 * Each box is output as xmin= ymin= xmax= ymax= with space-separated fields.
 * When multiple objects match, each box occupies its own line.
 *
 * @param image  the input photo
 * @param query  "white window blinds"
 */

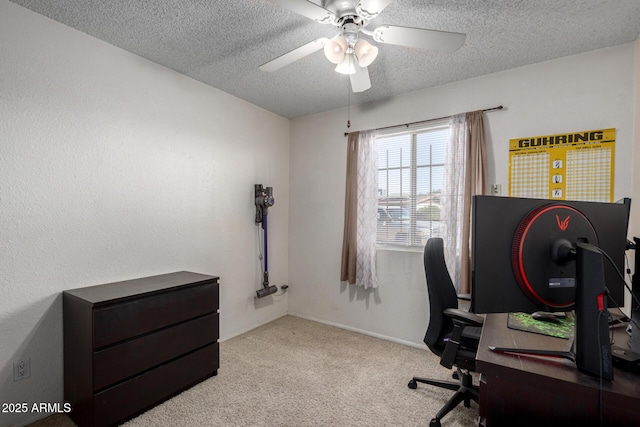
xmin=376 ymin=121 xmax=450 ymax=248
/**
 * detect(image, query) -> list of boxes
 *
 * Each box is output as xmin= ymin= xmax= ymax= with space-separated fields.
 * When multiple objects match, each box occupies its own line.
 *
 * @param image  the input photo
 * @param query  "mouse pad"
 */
xmin=507 ymin=312 xmax=575 ymax=339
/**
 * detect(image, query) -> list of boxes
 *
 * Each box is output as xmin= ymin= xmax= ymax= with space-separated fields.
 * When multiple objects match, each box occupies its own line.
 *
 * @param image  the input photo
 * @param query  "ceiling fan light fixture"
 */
xmin=324 ymin=36 xmax=348 ymax=64
xmin=353 ymin=39 xmax=378 ymax=67
xmin=335 ymin=53 xmax=356 ymax=75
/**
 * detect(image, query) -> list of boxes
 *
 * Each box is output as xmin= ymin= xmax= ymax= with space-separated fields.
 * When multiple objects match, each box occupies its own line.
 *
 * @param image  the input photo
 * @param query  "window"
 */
xmin=376 ymin=122 xmax=450 ymax=248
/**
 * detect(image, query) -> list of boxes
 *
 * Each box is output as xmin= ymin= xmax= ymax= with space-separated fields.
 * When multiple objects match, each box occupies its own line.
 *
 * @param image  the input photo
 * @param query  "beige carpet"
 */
xmin=30 ymin=316 xmax=478 ymax=427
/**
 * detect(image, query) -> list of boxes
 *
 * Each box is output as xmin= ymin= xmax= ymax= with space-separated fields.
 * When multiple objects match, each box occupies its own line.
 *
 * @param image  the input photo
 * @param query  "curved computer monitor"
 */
xmin=471 ymin=195 xmax=631 ymax=314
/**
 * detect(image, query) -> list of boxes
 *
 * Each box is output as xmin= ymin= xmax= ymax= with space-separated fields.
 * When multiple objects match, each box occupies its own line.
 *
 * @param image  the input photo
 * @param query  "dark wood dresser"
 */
xmin=63 ymin=271 xmax=220 ymax=427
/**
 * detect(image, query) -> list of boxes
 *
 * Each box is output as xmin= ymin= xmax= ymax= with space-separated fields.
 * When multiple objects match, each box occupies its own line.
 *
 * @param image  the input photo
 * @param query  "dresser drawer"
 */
xmin=93 ymin=342 xmax=219 ymax=427
xmin=93 ymin=313 xmax=219 ymax=391
xmin=93 ymin=281 xmax=218 ymax=348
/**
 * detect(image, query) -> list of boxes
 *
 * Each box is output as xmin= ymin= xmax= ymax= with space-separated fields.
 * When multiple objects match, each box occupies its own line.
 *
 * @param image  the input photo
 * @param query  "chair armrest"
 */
xmin=443 ymin=308 xmax=484 ymax=327
xmin=439 ymin=308 xmax=484 ymax=369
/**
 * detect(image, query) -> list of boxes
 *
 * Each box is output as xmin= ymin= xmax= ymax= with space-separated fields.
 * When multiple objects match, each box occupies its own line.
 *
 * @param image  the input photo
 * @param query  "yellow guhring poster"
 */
xmin=508 ymin=128 xmax=615 ymax=202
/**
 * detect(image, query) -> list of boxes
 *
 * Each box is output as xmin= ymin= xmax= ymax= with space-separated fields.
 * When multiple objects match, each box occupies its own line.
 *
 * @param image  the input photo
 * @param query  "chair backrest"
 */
xmin=423 ymin=238 xmax=460 ymax=356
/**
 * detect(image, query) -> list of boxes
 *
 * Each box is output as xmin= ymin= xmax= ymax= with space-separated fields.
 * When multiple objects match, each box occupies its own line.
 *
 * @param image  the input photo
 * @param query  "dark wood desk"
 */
xmin=476 ymin=313 xmax=640 ymax=427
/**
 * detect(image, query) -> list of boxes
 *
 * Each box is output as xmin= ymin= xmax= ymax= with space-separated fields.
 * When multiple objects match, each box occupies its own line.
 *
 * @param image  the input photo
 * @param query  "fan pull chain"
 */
xmin=347 ymin=76 xmax=351 ymax=128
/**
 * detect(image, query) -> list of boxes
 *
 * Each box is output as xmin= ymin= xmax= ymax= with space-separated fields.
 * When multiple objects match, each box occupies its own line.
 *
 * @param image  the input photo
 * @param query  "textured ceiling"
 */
xmin=10 ymin=0 xmax=640 ymax=119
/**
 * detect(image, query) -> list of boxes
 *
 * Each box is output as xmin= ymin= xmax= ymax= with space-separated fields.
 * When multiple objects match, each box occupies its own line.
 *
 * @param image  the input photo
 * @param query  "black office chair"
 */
xmin=408 ymin=237 xmax=484 ymax=427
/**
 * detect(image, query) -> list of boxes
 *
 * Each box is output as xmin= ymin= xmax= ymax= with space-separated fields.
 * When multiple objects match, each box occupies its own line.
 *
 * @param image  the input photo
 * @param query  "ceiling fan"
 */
xmin=259 ymin=0 xmax=466 ymax=93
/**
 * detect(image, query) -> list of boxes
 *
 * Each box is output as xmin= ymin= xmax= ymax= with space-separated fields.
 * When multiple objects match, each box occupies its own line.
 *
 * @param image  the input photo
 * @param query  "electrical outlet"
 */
xmin=491 ymin=184 xmax=502 ymax=196
xmin=13 ymin=358 xmax=31 ymax=382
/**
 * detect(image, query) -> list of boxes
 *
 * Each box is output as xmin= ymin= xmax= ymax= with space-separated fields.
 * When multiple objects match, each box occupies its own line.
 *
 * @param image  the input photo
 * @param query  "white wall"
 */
xmin=0 ymin=2 xmax=290 ymax=425
xmin=288 ymin=42 xmax=637 ymax=347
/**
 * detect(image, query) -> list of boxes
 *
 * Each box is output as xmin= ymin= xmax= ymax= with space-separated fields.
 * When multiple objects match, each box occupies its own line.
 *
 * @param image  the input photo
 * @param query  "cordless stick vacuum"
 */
xmin=255 ymin=184 xmax=277 ymax=298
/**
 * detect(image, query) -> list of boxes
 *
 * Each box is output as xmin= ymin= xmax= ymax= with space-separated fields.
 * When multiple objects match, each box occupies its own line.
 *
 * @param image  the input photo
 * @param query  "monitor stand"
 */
xmin=490 ymin=243 xmax=613 ymax=380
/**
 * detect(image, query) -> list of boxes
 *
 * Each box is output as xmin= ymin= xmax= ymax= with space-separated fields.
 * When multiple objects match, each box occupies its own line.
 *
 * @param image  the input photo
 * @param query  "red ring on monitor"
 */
xmin=512 ymin=204 xmax=589 ymax=309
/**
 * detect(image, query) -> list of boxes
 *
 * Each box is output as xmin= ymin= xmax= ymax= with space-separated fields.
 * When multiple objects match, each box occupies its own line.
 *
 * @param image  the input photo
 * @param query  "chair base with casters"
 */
xmin=408 ymin=367 xmax=479 ymax=427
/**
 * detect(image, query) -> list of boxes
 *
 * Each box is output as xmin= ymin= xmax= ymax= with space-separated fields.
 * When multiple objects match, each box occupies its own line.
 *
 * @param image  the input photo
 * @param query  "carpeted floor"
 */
xmin=30 ymin=316 xmax=478 ymax=427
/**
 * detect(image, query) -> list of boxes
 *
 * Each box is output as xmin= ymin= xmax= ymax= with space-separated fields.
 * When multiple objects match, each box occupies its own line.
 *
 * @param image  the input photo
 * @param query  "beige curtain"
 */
xmin=461 ymin=110 xmax=487 ymax=294
xmin=340 ymin=132 xmax=359 ymax=284
xmin=443 ymin=111 xmax=487 ymax=294
xmin=340 ymin=130 xmax=379 ymax=288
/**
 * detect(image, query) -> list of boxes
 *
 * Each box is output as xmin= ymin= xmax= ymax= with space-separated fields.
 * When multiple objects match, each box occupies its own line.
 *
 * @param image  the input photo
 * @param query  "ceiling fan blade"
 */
xmin=269 ymin=0 xmax=335 ymax=24
xmin=372 ymin=25 xmax=466 ymax=52
xmin=356 ymin=0 xmax=394 ymax=20
xmin=350 ymin=63 xmax=371 ymax=93
xmin=259 ymin=38 xmax=328 ymax=72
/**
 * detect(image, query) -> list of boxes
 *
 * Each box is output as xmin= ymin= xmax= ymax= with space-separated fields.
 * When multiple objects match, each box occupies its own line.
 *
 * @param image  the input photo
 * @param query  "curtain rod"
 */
xmin=343 ymin=105 xmax=504 ymax=137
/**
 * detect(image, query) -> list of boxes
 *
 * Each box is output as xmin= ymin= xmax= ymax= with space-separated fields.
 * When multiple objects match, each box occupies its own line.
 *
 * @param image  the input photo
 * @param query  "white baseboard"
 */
xmin=287 ymin=312 xmax=425 ymax=350
xmin=220 ymin=312 xmax=289 ymax=343
xmin=221 ymin=311 xmax=426 ymax=351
